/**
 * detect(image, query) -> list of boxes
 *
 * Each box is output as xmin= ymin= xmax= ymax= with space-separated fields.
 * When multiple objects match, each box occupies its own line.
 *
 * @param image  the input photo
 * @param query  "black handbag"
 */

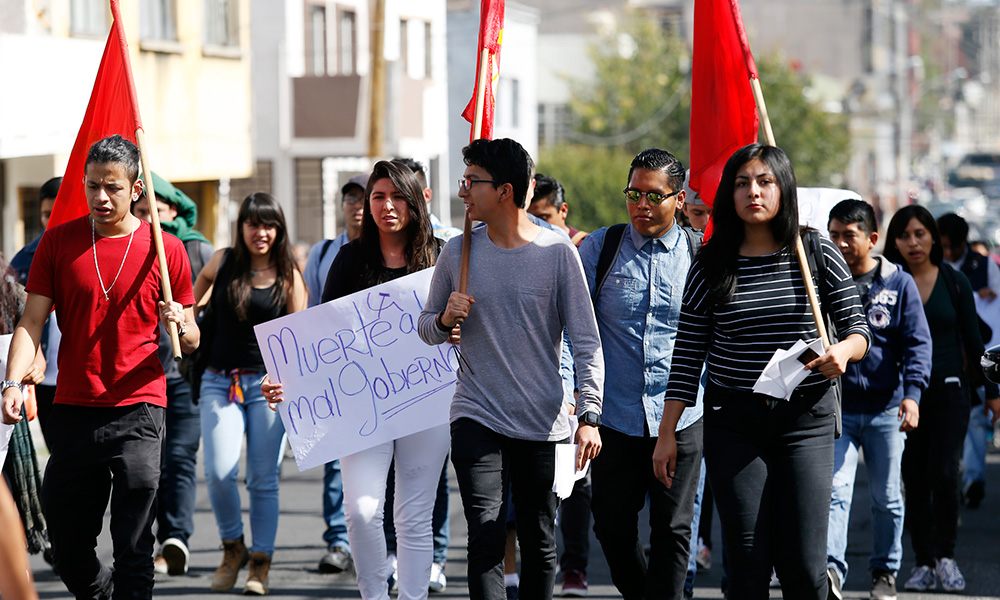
xmin=179 ymin=250 xmax=231 ymax=402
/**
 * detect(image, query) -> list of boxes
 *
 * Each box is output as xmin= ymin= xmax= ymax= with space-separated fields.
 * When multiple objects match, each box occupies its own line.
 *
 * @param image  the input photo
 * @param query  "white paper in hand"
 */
xmin=553 ymin=415 xmax=591 ymax=499
xmin=752 ymin=338 xmax=826 ymax=400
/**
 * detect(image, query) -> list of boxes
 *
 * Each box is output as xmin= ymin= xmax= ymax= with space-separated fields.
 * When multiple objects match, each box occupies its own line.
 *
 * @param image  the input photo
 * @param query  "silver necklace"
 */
xmin=91 ymin=216 xmax=137 ymax=301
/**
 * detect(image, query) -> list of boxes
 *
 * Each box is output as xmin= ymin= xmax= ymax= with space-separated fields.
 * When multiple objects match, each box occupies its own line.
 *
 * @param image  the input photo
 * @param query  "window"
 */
xmin=400 ymin=18 xmax=430 ymax=79
xmin=141 ymin=0 xmax=177 ymax=41
xmin=71 ymin=0 xmax=107 ymax=36
xmin=204 ymin=0 xmax=239 ymax=47
xmin=338 ymin=10 xmax=356 ymax=75
xmin=307 ymin=5 xmax=327 ymax=75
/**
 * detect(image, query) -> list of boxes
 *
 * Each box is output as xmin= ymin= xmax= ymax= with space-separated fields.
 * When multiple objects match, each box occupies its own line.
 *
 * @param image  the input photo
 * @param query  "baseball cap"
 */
xmin=342 ymin=173 xmax=369 ymax=196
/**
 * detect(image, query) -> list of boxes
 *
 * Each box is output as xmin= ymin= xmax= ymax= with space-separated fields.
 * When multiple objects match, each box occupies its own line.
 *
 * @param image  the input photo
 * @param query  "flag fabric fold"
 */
xmin=49 ymin=0 xmax=142 ymax=230
xmin=688 ymin=0 xmax=759 ymax=212
xmin=461 ymin=0 xmax=505 ymax=141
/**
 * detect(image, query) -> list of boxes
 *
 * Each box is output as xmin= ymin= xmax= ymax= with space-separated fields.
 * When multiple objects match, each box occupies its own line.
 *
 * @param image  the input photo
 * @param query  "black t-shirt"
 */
xmin=321 ymin=239 xmax=439 ymax=303
xmin=853 ymin=263 xmax=878 ymax=303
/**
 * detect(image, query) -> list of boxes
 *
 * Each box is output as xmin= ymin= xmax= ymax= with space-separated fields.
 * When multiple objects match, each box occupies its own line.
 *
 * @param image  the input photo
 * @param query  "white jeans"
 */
xmin=341 ymin=424 xmax=451 ymax=600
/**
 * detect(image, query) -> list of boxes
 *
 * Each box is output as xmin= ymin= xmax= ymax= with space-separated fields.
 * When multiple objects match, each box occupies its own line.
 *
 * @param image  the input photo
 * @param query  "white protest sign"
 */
xmin=798 ymin=187 xmax=863 ymax=233
xmin=254 ymin=268 xmax=458 ymax=471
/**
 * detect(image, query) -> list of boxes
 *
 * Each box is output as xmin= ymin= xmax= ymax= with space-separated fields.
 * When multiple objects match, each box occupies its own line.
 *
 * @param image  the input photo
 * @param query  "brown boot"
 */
xmin=211 ymin=536 xmax=250 ymax=592
xmin=243 ymin=552 xmax=271 ymax=596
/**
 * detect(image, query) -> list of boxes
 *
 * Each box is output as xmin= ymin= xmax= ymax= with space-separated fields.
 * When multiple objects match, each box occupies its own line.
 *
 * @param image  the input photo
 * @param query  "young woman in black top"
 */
xmin=653 ymin=144 xmax=870 ymax=599
xmin=194 ymin=193 xmax=307 ymax=595
xmin=883 ymin=205 xmax=999 ymax=593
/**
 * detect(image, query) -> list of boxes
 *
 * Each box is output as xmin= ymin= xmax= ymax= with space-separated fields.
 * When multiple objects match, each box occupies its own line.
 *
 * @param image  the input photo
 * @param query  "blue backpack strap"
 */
xmin=592 ymin=223 xmax=628 ymax=303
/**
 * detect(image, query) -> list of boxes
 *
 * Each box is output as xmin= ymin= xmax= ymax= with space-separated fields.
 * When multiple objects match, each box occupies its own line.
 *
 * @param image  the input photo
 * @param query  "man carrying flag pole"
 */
xmin=2 ymin=2 xmax=199 ymax=597
xmin=418 ymin=3 xmax=604 ymax=600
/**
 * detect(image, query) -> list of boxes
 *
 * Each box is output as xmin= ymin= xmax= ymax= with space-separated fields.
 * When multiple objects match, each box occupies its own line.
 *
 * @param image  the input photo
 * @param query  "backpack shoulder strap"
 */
xmin=318 ymin=238 xmax=336 ymax=263
xmin=682 ymin=226 xmax=704 ymax=261
xmin=592 ymin=223 xmax=628 ymax=303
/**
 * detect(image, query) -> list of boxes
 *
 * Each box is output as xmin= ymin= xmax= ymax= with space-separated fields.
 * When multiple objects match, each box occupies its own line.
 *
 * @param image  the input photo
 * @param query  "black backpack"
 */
xmin=592 ymin=224 xmax=702 ymax=302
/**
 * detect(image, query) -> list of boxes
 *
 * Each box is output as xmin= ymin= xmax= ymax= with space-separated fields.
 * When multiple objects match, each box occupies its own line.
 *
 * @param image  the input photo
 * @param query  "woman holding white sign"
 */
xmin=265 ymin=161 xmax=449 ymax=600
xmin=195 ymin=193 xmax=307 ymax=595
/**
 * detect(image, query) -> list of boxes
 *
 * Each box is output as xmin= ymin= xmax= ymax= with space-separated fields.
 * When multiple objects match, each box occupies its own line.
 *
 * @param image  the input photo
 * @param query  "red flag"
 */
xmin=688 ymin=0 xmax=759 ymax=213
xmin=461 ymin=0 xmax=504 ymax=141
xmin=49 ymin=0 xmax=143 ymax=230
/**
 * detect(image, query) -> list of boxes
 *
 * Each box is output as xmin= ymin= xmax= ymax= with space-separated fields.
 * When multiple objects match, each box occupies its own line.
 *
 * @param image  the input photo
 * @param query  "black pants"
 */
xmin=704 ymin=385 xmax=835 ymax=600
xmin=901 ymin=378 xmax=970 ymax=566
xmin=559 ymin=469 xmax=591 ymax=573
xmin=451 ymin=418 xmax=562 ymax=600
xmin=591 ymin=421 xmax=703 ymax=600
xmin=42 ymin=403 xmax=164 ymax=600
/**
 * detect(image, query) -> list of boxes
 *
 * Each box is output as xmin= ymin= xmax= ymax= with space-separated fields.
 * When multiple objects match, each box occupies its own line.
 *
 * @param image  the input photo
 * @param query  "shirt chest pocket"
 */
xmin=515 ymin=285 xmax=554 ymax=333
xmin=599 ymin=275 xmax=643 ymax=319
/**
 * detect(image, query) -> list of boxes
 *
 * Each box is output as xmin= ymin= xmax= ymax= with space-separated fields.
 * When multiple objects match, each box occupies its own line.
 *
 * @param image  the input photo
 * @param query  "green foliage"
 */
xmin=568 ymin=13 xmax=692 ymax=159
xmin=540 ymin=11 xmax=852 ymax=232
xmin=537 ymin=145 xmax=634 ymax=233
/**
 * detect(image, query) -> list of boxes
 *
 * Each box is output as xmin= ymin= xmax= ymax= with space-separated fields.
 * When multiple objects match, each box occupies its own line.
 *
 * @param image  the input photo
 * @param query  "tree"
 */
xmin=539 ymin=11 xmax=852 ymax=233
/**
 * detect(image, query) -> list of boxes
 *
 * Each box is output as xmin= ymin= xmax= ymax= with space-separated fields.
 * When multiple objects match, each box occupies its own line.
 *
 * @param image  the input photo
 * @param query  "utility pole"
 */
xmin=368 ymin=0 xmax=386 ymax=159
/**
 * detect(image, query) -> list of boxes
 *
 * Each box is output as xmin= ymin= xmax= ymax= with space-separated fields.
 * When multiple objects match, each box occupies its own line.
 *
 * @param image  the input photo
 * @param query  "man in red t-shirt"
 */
xmin=2 ymin=135 xmax=199 ymax=600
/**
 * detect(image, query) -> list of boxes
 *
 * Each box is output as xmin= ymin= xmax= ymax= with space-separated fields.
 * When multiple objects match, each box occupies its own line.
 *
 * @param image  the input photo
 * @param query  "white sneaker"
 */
xmin=429 ymin=561 xmax=447 ymax=592
xmin=935 ymin=557 xmax=966 ymax=592
xmin=903 ymin=565 xmax=936 ymax=592
xmin=161 ymin=538 xmax=189 ymax=575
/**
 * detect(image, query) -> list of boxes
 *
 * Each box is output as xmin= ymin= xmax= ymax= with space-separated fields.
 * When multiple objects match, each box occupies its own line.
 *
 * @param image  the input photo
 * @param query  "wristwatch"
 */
xmin=577 ymin=410 xmax=601 ymax=428
xmin=1 ymin=380 xmax=25 ymax=394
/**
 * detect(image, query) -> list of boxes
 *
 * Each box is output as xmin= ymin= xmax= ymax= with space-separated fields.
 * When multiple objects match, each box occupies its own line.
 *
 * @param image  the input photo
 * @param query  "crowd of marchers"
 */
xmin=3 ymin=134 xmax=999 ymax=600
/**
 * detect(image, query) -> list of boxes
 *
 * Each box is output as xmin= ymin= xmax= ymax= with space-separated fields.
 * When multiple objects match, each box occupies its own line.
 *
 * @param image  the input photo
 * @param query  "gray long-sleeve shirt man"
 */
xmin=418 ymin=226 xmax=604 ymax=442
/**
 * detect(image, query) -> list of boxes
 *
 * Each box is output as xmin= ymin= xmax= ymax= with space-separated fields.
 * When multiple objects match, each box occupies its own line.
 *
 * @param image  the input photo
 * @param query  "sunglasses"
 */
xmin=623 ymin=188 xmax=681 ymax=206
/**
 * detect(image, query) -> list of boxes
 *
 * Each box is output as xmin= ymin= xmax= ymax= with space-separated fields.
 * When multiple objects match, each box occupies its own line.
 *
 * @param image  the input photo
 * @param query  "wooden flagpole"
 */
xmin=750 ymin=78 xmax=830 ymax=348
xmin=458 ymin=47 xmax=492 ymax=295
xmin=110 ymin=0 xmax=182 ymax=360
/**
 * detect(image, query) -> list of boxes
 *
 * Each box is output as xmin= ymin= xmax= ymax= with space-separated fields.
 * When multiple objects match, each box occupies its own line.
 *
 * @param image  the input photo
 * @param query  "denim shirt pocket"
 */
xmin=599 ymin=275 xmax=642 ymax=320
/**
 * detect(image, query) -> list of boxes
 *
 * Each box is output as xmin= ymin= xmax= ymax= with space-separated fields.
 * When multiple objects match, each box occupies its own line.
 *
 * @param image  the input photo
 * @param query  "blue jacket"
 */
xmin=843 ymin=256 xmax=932 ymax=413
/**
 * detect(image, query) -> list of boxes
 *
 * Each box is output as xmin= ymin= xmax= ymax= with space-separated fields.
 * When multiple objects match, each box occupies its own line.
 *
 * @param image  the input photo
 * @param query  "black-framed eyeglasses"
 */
xmin=623 ymin=188 xmax=680 ymax=206
xmin=458 ymin=178 xmax=498 ymax=191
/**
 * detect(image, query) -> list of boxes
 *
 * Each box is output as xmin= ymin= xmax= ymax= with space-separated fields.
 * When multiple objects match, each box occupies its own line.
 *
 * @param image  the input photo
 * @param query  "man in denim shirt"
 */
xmin=578 ymin=148 xmax=704 ymax=599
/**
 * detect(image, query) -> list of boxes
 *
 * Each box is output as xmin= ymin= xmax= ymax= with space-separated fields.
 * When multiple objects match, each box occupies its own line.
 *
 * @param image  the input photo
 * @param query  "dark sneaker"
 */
xmin=965 ymin=480 xmax=985 ymax=509
xmin=828 ymin=566 xmax=844 ymax=600
xmin=506 ymin=585 xmax=519 ymax=600
xmin=317 ymin=546 xmax=352 ymax=574
xmin=561 ymin=569 xmax=588 ymax=597
xmin=870 ymin=570 xmax=897 ymax=600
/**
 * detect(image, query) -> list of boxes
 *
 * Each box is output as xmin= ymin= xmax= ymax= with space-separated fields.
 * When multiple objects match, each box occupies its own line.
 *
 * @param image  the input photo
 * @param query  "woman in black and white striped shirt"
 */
xmin=653 ymin=144 xmax=870 ymax=599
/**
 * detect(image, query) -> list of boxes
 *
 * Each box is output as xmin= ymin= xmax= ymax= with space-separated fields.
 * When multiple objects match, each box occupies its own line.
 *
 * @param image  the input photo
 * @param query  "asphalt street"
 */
xmin=23 ymin=422 xmax=1000 ymax=599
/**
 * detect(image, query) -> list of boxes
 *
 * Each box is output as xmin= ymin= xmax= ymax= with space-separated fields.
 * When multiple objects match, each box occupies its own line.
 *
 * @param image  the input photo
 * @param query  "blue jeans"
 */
xmin=156 ymin=377 xmax=201 ymax=546
xmin=200 ymin=369 xmax=286 ymax=555
xmin=962 ymin=386 xmax=989 ymax=490
xmin=827 ymin=408 xmax=906 ymax=581
xmin=322 ymin=460 xmax=350 ymax=550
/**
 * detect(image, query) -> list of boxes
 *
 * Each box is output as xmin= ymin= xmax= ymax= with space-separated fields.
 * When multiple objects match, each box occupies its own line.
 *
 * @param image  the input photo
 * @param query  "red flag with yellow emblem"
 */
xmin=461 ymin=0 xmax=504 ymax=141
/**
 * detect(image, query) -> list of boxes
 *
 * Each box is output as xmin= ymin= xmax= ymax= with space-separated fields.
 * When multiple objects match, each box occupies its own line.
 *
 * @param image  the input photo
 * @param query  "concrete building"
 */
xmin=0 ymin=0 xmax=254 ymax=257
xmin=248 ymin=0 xmax=451 ymax=246
xmin=446 ymin=0 xmax=539 ymax=215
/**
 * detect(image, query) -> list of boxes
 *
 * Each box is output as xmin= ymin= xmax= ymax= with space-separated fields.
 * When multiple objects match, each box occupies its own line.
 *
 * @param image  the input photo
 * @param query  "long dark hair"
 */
xmin=357 ymin=161 xmax=436 ymax=286
xmin=883 ymin=204 xmax=943 ymax=270
xmin=696 ymin=143 xmax=800 ymax=307
xmin=1 ymin=260 xmax=25 ymax=334
xmin=229 ymin=192 xmax=298 ymax=319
